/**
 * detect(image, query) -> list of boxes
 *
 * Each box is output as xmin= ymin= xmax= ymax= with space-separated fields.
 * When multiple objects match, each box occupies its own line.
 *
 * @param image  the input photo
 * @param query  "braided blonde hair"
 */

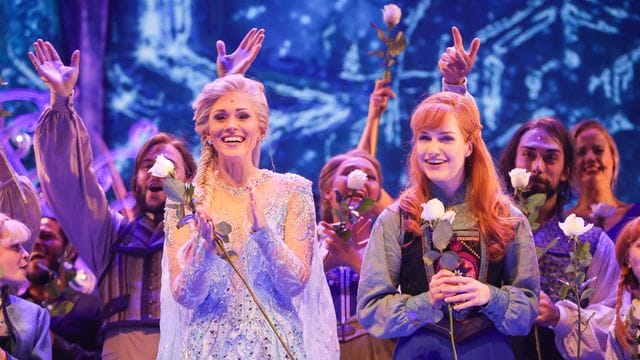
xmin=191 ymin=74 xmax=269 ymax=209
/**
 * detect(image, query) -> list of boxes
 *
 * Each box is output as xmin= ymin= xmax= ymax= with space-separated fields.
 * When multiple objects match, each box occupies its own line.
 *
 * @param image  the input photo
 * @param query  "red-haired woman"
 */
xmin=356 ymin=91 xmax=539 ymax=358
xmin=606 ymin=216 xmax=640 ymax=359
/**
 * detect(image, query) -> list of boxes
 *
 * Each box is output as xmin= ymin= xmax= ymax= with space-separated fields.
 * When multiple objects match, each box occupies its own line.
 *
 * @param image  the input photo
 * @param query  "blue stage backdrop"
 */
xmin=1 ymin=0 xmax=639 ymax=204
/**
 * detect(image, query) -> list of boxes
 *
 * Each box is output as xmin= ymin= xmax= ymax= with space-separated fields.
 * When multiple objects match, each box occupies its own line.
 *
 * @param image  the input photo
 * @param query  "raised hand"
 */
xmin=216 ymin=28 xmax=265 ymax=78
xmin=28 ymin=39 xmax=79 ymax=96
xmin=195 ymin=206 xmax=220 ymax=255
xmin=319 ymin=217 xmax=370 ymax=271
xmin=368 ymin=79 xmax=397 ymax=120
xmin=438 ymin=26 xmax=480 ymax=85
xmin=247 ymin=185 xmax=266 ymax=233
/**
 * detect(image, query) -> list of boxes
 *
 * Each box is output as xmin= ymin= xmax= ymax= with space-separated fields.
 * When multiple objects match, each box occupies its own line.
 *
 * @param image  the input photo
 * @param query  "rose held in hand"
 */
xmin=382 ymin=4 xmax=402 ymax=27
xmin=508 ymin=168 xmax=531 ymax=190
xmin=148 ymin=154 xmax=175 ymax=178
xmin=559 ymin=213 xmax=593 ymax=237
xmin=346 ymin=169 xmax=368 ymax=190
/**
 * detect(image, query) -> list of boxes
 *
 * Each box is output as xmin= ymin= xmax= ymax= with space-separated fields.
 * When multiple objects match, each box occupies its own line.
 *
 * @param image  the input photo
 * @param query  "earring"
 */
xmin=206 ymin=138 xmax=213 ymax=145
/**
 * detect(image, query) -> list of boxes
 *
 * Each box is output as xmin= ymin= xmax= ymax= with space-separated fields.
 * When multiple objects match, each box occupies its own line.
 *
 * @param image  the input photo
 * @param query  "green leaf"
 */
xmin=581 ymin=287 xmax=595 ymax=300
xmin=387 ymin=32 xmax=407 ymax=57
xmin=221 ymin=249 xmax=239 ymax=263
xmin=163 ymin=177 xmax=187 ymax=203
xmin=432 ymin=220 xmax=453 ymax=252
xmin=215 ymin=221 xmax=232 ymax=236
xmin=177 ymin=213 xmax=194 ymax=228
xmin=49 ymin=300 xmax=75 ymax=317
xmin=356 ymin=198 xmax=375 ymax=214
xmin=530 ymin=222 xmax=540 ymax=232
xmin=565 ymin=263 xmax=575 ymax=273
xmin=574 ymin=271 xmax=586 ymax=285
xmin=439 ymin=252 xmax=460 ymax=271
xmin=560 ymin=283 xmax=570 ymax=300
xmin=341 ymin=230 xmax=353 ymax=242
xmin=45 ymin=282 xmax=60 ymax=299
xmin=368 ymin=50 xmax=386 ymax=58
xmin=525 ymin=193 xmax=547 ymax=213
xmin=536 ymin=246 xmax=544 ymax=260
xmin=423 ymin=250 xmax=441 ymax=265
xmin=371 ymin=23 xmax=389 ymax=42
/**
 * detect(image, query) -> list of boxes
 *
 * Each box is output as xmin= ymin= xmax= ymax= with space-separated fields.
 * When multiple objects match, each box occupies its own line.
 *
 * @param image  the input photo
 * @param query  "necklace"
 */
xmin=213 ymin=169 xmax=270 ymax=197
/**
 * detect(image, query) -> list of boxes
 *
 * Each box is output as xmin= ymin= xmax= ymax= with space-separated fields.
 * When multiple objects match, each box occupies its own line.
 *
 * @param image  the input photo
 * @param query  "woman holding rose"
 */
xmin=318 ymin=149 xmax=396 ymax=359
xmin=158 ymin=74 xmax=338 ymax=359
xmin=356 ymin=91 xmax=539 ymax=359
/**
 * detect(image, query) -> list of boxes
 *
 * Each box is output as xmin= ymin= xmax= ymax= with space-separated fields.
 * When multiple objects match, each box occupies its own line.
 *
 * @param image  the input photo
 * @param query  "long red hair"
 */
xmin=398 ymin=92 xmax=515 ymax=260
xmin=614 ymin=217 xmax=640 ymax=353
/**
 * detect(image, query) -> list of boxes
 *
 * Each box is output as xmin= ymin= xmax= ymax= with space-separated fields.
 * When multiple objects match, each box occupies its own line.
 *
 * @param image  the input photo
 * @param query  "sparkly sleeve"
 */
xmin=250 ymin=176 xmax=313 ymax=297
xmin=165 ymin=199 xmax=230 ymax=309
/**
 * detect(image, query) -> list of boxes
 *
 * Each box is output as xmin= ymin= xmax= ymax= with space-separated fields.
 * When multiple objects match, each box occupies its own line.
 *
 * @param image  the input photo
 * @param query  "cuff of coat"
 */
xmin=250 ymin=225 xmax=276 ymax=250
xmin=405 ymin=292 xmax=444 ymax=328
xmin=49 ymin=91 xmax=74 ymax=112
xmin=442 ymin=77 xmax=468 ymax=95
xmin=552 ymin=300 xmax=572 ymax=334
xmin=480 ymin=285 xmax=508 ymax=322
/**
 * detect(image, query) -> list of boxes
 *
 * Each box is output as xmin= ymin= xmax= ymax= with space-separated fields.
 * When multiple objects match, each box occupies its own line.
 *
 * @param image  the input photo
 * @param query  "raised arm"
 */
xmin=30 ymin=39 xmax=120 ymax=277
xmin=249 ymin=177 xmax=314 ymax=297
xmin=438 ymin=26 xmax=480 ymax=87
xmin=216 ymin=28 xmax=265 ymax=78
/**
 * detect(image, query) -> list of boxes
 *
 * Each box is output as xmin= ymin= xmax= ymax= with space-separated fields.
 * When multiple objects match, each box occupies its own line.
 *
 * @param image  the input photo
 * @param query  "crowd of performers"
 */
xmin=0 ymin=26 xmax=638 ymax=360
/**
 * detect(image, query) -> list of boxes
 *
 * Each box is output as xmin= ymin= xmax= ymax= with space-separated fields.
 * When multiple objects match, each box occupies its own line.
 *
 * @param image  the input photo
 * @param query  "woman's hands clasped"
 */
xmin=428 ymin=269 xmax=492 ymax=310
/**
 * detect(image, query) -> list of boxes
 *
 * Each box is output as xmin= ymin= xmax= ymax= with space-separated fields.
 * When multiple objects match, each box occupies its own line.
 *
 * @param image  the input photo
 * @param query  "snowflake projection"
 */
xmin=1 ymin=0 xmax=639 ymax=204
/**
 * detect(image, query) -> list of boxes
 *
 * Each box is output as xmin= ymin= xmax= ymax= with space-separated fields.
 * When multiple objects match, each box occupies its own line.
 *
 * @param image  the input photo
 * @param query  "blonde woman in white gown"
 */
xmin=158 ymin=74 xmax=338 ymax=359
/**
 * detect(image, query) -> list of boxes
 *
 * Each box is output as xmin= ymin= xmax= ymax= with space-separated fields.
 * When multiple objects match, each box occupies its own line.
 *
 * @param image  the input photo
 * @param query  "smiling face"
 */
xmin=207 ymin=92 xmax=264 ymax=164
xmin=415 ymin=114 xmax=472 ymax=196
xmin=575 ymin=127 xmax=615 ymax=188
xmin=27 ymin=218 xmax=66 ymax=285
xmin=515 ymin=128 xmax=568 ymax=198
xmin=135 ymin=144 xmax=188 ymax=215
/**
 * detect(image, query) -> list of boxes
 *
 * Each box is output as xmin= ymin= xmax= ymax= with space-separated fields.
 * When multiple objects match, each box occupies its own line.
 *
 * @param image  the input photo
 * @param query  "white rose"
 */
xmin=508 ymin=168 xmax=531 ymax=190
xmin=421 ymin=198 xmax=445 ymax=222
xmin=148 ymin=154 xmax=175 ymax=178
xmin=589 ymin=202 xmax=616 ymax=219
xmin=559 ymin=213 xmax=593 ymax=237
xmin=441 ymin=210 xmax=456 ymax=225
xmin=382 ymin=4 xmax=402 ymax=28
xmin=347 ymin=169 xmax=368 ymax=190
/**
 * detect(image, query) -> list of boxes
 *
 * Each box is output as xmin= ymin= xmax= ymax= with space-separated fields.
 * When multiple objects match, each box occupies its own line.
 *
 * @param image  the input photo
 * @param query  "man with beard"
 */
xmin=22 ymin=216 xmax=102 ymax=359
xmin=31 ymin=29 xmax=264 ymax=359
xmin=498 ymin=117 xmax=618 ymax=359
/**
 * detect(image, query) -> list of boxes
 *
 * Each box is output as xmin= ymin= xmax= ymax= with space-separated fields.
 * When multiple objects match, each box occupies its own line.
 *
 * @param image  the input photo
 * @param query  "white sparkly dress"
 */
xmin=158 ymin=169 xmax=338 ymax=360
